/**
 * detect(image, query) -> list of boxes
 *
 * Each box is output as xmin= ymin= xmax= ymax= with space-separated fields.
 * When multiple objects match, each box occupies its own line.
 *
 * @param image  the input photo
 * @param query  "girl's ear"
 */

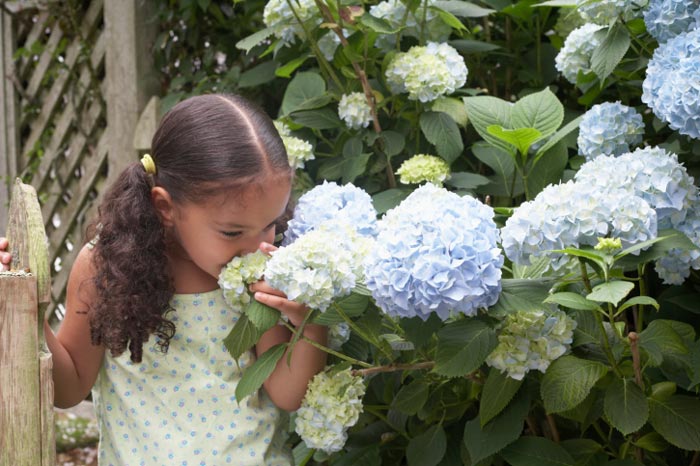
xmin=151 ymin=187 xmax=175 ymax=227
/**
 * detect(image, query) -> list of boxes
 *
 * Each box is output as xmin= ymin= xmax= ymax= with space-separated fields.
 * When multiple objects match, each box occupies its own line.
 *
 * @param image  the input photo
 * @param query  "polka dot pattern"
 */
xmin=91 ymin=289 xmax=292 ymax=465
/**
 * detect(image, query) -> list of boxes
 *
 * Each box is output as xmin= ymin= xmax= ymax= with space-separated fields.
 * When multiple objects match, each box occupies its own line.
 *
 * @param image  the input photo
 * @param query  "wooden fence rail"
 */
xmin=0 ymin=178 xmax=54 ymax=466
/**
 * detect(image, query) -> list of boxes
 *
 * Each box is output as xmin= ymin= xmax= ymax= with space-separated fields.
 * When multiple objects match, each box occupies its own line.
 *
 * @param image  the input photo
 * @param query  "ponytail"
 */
xmin=87 ymin=162 xmax=175 ymax=363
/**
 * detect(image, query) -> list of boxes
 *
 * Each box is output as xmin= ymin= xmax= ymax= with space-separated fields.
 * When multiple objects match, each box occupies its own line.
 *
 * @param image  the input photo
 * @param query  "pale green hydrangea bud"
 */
xmin=396 ymin=154 xmax=451 ymax=185
xmin=274 ymin=120 xmax=315 ymax=170
xmin=295 ymin=367 xmax=366 ymax=453
xmin=338 ymin=92 xmax=373 ymax=130
xmin=328 ymin=322 xmax=351 ymax=350
xmin=594 ymin=237 xmax=623 ymax=253
xmin=217 ymin=250 xmax=269 ymax=310
xmin=485 ymin=308 xmax=577 ymax=380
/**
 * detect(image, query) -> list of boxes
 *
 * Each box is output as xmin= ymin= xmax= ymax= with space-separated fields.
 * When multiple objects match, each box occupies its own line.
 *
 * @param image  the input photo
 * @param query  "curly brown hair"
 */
xmin=87 ymin=94 xmax=291 ymax=363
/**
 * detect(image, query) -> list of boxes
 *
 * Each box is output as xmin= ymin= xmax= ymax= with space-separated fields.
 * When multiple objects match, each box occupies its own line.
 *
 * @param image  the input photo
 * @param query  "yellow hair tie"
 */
xmin=140 ymin=153 xmax=157 ymax=175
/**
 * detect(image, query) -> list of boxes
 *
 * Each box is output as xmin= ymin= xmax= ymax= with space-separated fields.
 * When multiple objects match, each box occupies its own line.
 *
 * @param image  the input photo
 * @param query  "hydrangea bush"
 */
xmin=189 ymin=0 xmax=700 ymax=463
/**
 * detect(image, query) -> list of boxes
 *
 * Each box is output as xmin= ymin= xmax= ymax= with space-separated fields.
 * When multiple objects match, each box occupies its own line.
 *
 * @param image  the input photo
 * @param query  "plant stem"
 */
xmin=636 ymin=264 xmax=646 ymax=331
xmin=546 ymin=414 xmax=560 ymax=443
xmin=364 ymin=406 xmax=411 ymax=440
xmin=628 ymin=332 xmax=644 ymax=389
xmin=280 ymin=320 xmax=373 ymax=368
xmin=333 ymin=303 xmax=394 ymax=360
xmin=580 ymin=259 xmax=593 ymax=293
xmin=352 ymin=361 xmax=435 ymax=377
xmin=690 ymin=450 xmax=700 ymax=466
xmin=594 ymin=310 xmax=623 ymax=377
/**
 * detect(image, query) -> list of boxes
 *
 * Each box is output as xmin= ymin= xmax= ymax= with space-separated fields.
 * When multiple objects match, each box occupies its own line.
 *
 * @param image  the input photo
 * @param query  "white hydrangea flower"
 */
xmin=577 ymin=0 xmax=647 ymax=25
xmin=338 ymin=92 xmax=373 ymax=130
xmin=217 ymin=250 xmax=269 ymax=310
xmin=263 ymin=0 xmax=319 ymax=45
xmin=486 ymin=308 xmax=577 ymax=380
xmin=386 ymin=42 xmax=468 ymax=102
xmin=369 ymin=0 xmax=450 ymax=49
xmin=396 ymin=154 xmax=451 ymax=185
xmin=265 ymin=222 xmax=373 ymax=311
xmin=295 ymin=367 xmax=366 ymax=453
xmin=555 ymin=23 xmax=605 ymax=84
xmin=328 ymin=323 xmax=351 ymax=350
xmin=274 ymin=120 xmax=315 ymax=170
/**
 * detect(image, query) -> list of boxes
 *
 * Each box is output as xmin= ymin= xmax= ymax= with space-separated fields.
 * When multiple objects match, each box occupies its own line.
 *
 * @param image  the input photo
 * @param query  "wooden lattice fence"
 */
xmin=0 ymin=0 xmax=159 ymax=324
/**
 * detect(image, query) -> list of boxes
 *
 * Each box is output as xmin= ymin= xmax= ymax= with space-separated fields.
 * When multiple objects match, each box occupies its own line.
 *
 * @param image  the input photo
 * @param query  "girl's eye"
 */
xmin=221 ymin=231 xmax=242 ymax=238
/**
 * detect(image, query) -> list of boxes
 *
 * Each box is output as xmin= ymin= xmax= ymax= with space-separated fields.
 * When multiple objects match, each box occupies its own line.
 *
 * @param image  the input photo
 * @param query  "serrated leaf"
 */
xmin=639 ymin=320 xmax=689 ymax=367
xmin=500 ymin=437 xmax=575 ymax=466
xmin=525 ymin=140 xmax=568 ymax=199
xmin=633 ymin=432 xmax=669 ymax=453
xmin=236 ymin=27 xmax=275 ymax=52
xmin=392 ymin=380 xmax=430 ymax=415
xmin=431 ymin=97 xmax=469 ymax=127
xmin=420 ymin=111 xmax=464 ymax=163
xmin=511 ymin=88 xmax=564 ymax=139
xmin=400 ymin=313 xmax=443 ymax=348
xmin=571 ymin=309 xmax=599 ymax=347
xmin=545 ymin=292 xmax=601 ymax=311
xmin=358 ymin=13 xmax=401 ymax=33
xmin=463 ymin=96 xmax=514 ymax=154
xmin=480 ymin=369 xmax=523 ymax=426
xmin=649 ymin=395 xmax=700 ymax=450
xmin=559 ymin=439 xmax=605 ymax=466
xmin=372 ymin=188 xmax=411 ymax=214
xmin=223 ymin=314 xmax=262 ymax=361
xmin=407 ymin=425 xmax=446 ymax=466
xmin=235 ymin=344 xmax=286 ymax=402
xmin=464 ymin=393 xmax=530 ymax=463
xmin=541 ymin=355 xmax=609 ymax=413
xmin=275 ymin=55 xmax=310 ymax=78
xmin=534 ymin=116 xmax=583 ymax=161
xmin=486 ymin=125 xmax=542 ymax=156
xmin=604 ymin=377 xmax=648 ymax=435
xmin=245 ymin=300 xmax=280 ymax=333
xmin=618 ymin=296 xmax=659 ymax=314
xmin=591 ymin=24 xmax=630 ymax=82
xmin=488 ymin=278 xmax=553 ymax=318
xmin=291 ymin=108 xmax=343 ymax=129
xmin=433 ymin=320 xmax=497 ymax=377
xmin=280 ymin=72 xmax=326 ymax=116
xmin=586 ymin=281 xmax=634 ymax=306
xmin=433 ymin=0 xmax=495 ymax=17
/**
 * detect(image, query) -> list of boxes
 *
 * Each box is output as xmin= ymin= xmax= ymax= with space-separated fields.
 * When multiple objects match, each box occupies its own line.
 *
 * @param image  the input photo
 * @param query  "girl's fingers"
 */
xmin=0 ymin=237 xmax=8 ymax=250
xmin=254 ymin=291 xmax=308 ymax=323
xmin=249 ymin=280 xmax=285 ymax=297
xmin=258 ymin=242 xmax=277 ymax=255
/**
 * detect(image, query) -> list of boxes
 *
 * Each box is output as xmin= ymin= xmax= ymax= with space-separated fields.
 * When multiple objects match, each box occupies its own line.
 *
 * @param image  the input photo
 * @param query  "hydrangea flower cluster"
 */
xmin=273 ymin=120 xmax=315 ymax=170
xmin=554 ymin=9 xmax=587 ymax=38
xmin=364 ymin=184 xmax=503 ymax=321
xmin=283 ymin=181 xmax=378 ymax=245
xmin=500 ymin=181 xmax=658 ymax=270
xmin=554 ymin=23 xmax=604 ymax=84
xmin=643 ymin=0 xmax=700 ymax=44
xmin=642 ymin=28 xmax=700 ymax=139
xmin=263 ymin=0 xmax=319 ymax=45
xmin=574 ymin=147 xmax=699 ymax=229
xmin=338 ymin=92 xmax=373 ymax=130
xmin=218 ymin=250 xmax=269 ymax=310
xmin=369 ymin=0 xmax=450 ymax=49
xmin=295 ymin=367 xmax=366 ymax=453
xmin=654 ymin=204 xmax=700 ymax=284
xmin=577 ymin=102 xmax=644 ymax=160
xmin=577 ymin=0 xmax=646 ymax=25
xmin=396 ymin=154 xmax=451 ymax=185
xmin=265 ymin=223 xmax=373 ymax=311
xmin=385 ymin=42 xmax=468 ymax=102
xmin=486 ymin=308 xmax=577 ymax=380
xmin=328 ymin=322 xmax=351 ymax=351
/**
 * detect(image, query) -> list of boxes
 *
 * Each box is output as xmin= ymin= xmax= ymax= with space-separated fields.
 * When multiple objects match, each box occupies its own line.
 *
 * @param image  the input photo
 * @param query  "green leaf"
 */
xmin=445 ymin=172 xmax=491 ymax=190
xmin=372 ymin=188 xmax=411 ymax=214
xmin=434 ymin=8 xmax=467 ymax=31
xmin=464 ymin=393 xmax=530 ymax=463
xmin=330 ymin=445 xmax=381 ymax=466
xmin=633 ymin=432 xmax=669 ymax=453
xmin=358 ymin=13 xmax=401 ymax=34
xmin=603 ymin=377 xmax=649 ymax=435
xmin=434 ymin=319 xmax=497 ymax=377
xmin=500 ymin=437 xmax=575 ymax=466
xmin=525 ymin=140 xmax=568 ymax=199
xmin=511 ymin=88 xmax=564 ymax=139
xmin=559 ymin=439 xmax=605 ymax=466
xmin=649 ymin=395 xmax=700 ymax=450
xmin=420 ymin=111 xmax=464 ymax=163
xmin=223 ymin=313 xmax=262 ymax=361
xmin=533 ymin=0 xmax=576 ymax=5
xmin=591 ymin=24 xmax=631 ymax=82
xmin=235 ymin=343 xmax=286 ymax=402
xmin=245 ymin=300 xmax=280 ymax=333
xmin=280 ymin=72 xmax=326 ymax=116
xmin=617 ymin=296 xmax=659 ymax=314
xmin=275 ymin=55 xmax=310 ymax=78
xmin=541 ymin=355 xmax=609 ymax=413
xmin=545 ymin=292 xmax=602 ymax=312
xmin=312 ymin=292 xmax=369 ymax=325
xmin=291 ymin=108 xmax=343 ymax=129
xmin=375 ymin=130 xmax=405 ymax=157
xmin=488 ymin=278 xmax=554 ymax=318
xmin=392 ymin=379 xmax=430 ymax=415
xmin=401 ymin=313 xmax=443 ymax=348
xmin=343 ymin=153 xmax=371 ymax=184
xmin=571 ymin=309 xmax=600 ymax=347
xmin=486 ymin=125 xmax=542 ymax=157
xmin=450 ymin=39 xmax=501 ymax=54
xmin=406 ymin=425 xmax=447 ymax=466
xmin=639 ymin=320 xmax=690 ymax=367
xmin=463 ymin=96 xmax=514 ymax=154
xmin=236 ymin=27 xmax=275 ymax=52
xmin=433 ymin=0 xmax=495 ymax=17
xmin=616 ymin=229 xmax=698 ymax=268
xmin=534 ymin=116 xmax=583 ymax=161
xmin=471 ymin=143 xmax=521 ymax=198
xmin=586 ymin=281 xmax=635 ymax=306
xmin=238 ymin=61 xmax=277 ymax=88
xmin=431 ymin=97 xmax=469 ymax=127
xmin=480 ymin=369 xmax=524 ymax=426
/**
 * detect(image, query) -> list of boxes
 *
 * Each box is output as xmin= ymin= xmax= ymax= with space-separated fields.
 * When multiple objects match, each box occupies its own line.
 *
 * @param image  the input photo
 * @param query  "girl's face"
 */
xmin=165 ymin=177 xmax=291 ymax=280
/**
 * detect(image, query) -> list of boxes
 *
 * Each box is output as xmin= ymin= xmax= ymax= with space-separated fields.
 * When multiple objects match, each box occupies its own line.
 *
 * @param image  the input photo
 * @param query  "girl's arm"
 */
xmin=252 ymin=281 xmax=328 ymax=412
xmin=46 ymin=245 xmax=105 ymax=408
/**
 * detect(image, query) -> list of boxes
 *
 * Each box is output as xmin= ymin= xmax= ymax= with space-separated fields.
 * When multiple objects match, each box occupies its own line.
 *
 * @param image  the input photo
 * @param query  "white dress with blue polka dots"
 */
xmin=91 ymin=289 xmax=292 ymax=466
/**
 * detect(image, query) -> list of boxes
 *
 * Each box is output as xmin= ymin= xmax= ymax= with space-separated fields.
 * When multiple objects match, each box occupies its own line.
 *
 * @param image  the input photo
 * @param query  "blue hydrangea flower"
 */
xmin=642 ymin=28 xmax=700 ymax=139
xmin=643 ymin=0 xmax=700 ymax=44
xmin=486 ymin=308 xmax=576 ymax=380
xmin=364 ymin=184 xmax=503 ymax=321
xmin=501 ymin=181 xmax=658 ymax=270
xmin=577 ymin=101 xmax=645 ymax=160
xmin=578 ymin=0 xmax=647 ymax=25
xmin=283 ymin=181 xmax=378 ymax=245
xmin=574 ymin=147 xmax=699 ymax=229
xmin=654 ymin=202 xmax=700 ymax=284
xmin=555 ymin=23 xmax=605 ymax=84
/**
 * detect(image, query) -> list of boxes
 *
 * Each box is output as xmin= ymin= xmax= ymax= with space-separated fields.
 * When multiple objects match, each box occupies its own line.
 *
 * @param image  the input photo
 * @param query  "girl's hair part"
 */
xmin=87 ymin=94 xmax=291 ymax=362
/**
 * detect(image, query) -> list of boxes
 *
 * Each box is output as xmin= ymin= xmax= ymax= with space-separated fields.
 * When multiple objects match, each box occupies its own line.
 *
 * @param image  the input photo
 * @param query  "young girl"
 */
xmin=0 ymin=94 xmax=328 ymax=465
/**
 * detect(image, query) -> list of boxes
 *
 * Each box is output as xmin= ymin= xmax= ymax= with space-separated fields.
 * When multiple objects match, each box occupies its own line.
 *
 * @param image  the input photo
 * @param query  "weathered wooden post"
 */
xmin=0 ymin=179 xmax=55 ymax=466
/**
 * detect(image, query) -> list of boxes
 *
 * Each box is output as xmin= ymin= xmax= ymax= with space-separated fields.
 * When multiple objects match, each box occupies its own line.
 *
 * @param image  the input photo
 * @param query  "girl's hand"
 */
xmin=0 ymin=237 xmax=11 ymax=272
xmin=249 ymin=241 xmax=310 ymax=327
